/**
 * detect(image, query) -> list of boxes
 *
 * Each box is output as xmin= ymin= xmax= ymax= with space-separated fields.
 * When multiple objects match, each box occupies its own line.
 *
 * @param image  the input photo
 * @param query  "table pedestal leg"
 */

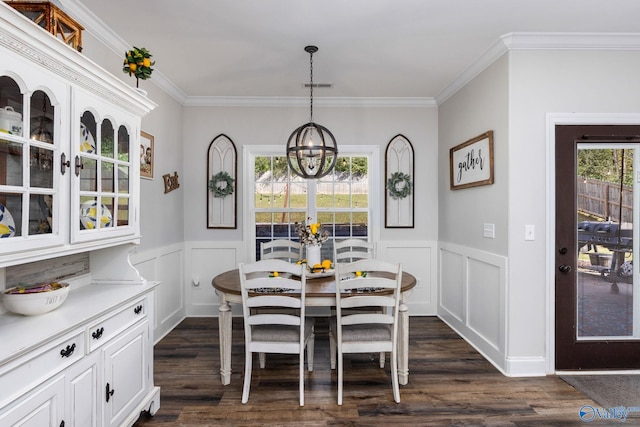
xmin=398 ymin=301 xmax=409 ymax=385
xmin=218 ymin=301 xmax=232 ymax=385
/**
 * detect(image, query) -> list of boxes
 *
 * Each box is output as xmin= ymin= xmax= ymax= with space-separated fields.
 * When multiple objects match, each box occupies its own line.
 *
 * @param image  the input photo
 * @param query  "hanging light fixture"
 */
xmin=286 ymin=45 xmax=338 ymax=179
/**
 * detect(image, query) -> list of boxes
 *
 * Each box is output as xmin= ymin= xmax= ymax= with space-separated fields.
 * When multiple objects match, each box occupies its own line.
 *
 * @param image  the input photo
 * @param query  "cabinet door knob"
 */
xmin=134 ymin=305 xmax=143 ymax=315
xmin=60 ymin=343 xmax=76 ymax=358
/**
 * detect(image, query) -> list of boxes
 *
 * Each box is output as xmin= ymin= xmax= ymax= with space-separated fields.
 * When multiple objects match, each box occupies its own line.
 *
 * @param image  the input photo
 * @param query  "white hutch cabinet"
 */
xmin=0 ymin=3 xmax=160 ymax=427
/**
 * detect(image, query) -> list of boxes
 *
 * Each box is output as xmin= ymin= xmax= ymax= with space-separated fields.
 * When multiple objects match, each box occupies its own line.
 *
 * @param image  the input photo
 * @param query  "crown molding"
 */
xmin=59 ymin=0 xmax=188 ymax=104
xmin=52 ymin=4 xmax=640 ymax=108
xmin=183 ymin=96 xmax=436 ymax=108
xmin=435 ymin=32 xmax=640 ymax=105
xmin=502 ymin=32 xmax=640 ymax=50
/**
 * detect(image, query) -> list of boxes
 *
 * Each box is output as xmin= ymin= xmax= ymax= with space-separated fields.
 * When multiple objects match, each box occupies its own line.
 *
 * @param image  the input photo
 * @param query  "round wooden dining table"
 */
xmin=212 ymin=269 xmax=417 ymax=386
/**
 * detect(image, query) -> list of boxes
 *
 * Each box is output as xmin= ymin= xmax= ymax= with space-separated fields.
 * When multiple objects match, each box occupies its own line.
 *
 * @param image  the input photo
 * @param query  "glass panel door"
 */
xmin=576 ymin=144 xmax=638 ymax=339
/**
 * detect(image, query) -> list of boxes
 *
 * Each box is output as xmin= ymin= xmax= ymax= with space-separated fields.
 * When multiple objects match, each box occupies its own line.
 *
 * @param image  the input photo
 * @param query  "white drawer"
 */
xmin=87 ymin=296 xmax=147 ymax=352
xmin=0 ymin=328 xmax=84 ymax=409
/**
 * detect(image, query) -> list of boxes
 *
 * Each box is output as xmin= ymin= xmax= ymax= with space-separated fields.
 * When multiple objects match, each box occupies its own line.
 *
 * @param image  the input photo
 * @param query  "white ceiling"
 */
xmin=59 ymin=0 xmax=640 ymax=102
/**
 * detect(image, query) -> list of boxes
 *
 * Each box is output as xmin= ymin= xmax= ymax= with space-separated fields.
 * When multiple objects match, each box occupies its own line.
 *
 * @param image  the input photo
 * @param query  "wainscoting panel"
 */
xmin=467 ymin=257 xmax=503 ymax=351
xmin=439 ymin=241 xmax=508 ymax=374
xmin=378 ymin=240 xmax=437 ymax=315
xmin=186 ymin=242 xmax=245 ymax=317
xmin=439 ymin=247 xmax=465 ymax=322
xmin=131 ymin=243 xmax=185 ymax=342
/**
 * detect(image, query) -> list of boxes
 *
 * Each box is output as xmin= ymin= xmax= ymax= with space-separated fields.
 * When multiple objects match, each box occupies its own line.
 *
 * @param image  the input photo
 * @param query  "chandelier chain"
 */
xmin=309 ymin=49 xmax=314 ymax=123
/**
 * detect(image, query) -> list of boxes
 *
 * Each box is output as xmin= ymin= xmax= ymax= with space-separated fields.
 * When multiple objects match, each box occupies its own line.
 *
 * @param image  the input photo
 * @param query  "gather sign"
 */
xmin=449 ymin=131 xmax=494 ymax=190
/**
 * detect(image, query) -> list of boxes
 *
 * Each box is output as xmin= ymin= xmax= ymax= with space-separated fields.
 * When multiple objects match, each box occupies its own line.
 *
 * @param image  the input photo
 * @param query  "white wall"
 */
xmin=438 ymin=55 xmax=510 ymax=254
xmin=181 ymin=105 xmax=439 ymax=316
xmin=508 ymin=49 xmax=640 ymax=370
xmin=81 ymin=32 xmax=187 ymax=340
xmin=79 ymin=29 xmax=441 ymax=333
xmin=182 ymin=106 xmax=438 ymax=242
xmin=83 ymin=26 xmax=640 ymax=373
xmin=438 ymin=55 xmax=512 ymax=373
xmin=438 ymin=47 xmax=640 ymax=376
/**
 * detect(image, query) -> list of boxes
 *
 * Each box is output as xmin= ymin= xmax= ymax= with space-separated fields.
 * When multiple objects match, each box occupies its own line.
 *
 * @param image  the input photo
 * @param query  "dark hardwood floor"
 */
xmin=133 ymin=316 xmax=595 ymax=426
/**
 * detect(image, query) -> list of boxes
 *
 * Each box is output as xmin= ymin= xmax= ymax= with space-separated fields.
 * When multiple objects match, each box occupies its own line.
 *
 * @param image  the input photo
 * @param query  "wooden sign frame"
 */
xmin=450 ymin=131 xmax=494 ymax=190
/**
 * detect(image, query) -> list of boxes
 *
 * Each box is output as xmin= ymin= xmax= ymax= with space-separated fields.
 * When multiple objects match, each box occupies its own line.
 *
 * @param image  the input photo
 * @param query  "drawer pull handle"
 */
xmin=92 ymin=327 xmax=104 ymax=340
xmin=134 ymin=305 xmax=143 ymax=315
xmin=106 ymin=382 xmax=115 ymax=402
xmin=60 ymin=343 xmax=76 ymax=358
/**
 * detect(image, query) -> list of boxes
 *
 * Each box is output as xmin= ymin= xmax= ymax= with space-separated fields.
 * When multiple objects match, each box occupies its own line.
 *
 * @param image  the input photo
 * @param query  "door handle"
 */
xmin=559 ymin=264 xmax=572 ymax=273
xmin=74 ymin=155 xmax=84 ymax=176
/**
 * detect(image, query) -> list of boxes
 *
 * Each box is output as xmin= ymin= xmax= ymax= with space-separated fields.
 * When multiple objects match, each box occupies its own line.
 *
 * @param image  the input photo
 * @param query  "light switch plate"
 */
xmin=525 ymin=224 xmax=535 ymax=241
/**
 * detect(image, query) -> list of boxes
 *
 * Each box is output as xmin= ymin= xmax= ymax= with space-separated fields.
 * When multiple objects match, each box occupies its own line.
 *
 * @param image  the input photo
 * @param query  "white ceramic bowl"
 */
xmin=2 ymin=282 xmax=70 ymax=316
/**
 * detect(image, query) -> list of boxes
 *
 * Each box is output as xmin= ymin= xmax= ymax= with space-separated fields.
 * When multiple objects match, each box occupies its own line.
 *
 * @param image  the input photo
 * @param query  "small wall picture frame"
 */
xmin=140 ymin=131 xmax=154 ymax=179
xmin=450 ymin=130 xmax=494 ymax=190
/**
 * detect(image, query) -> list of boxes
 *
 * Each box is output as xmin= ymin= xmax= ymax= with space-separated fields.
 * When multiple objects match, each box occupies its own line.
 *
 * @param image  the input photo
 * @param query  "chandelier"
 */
xmin=286 ymin=45 xmax=338 ymax=179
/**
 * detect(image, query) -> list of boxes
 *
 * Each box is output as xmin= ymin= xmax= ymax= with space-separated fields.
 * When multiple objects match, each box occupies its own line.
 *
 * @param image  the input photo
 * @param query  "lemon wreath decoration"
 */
xmin=209 ymin=171 xmax=235 ymax=198
xmin=387 ymin=171 xmax=413 ymax=200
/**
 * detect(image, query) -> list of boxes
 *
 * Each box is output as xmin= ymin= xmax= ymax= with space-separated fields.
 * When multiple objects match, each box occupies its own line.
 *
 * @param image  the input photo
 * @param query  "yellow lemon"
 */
xmin=356 ymin=271 xmax=362 ymax=277
xmin=143 ymin=58 xmax=151 ymax=67
xmin=273 ymin=271 xmax=279 ymax=277
xmin=322 ymin=259 xmax=332 ymax=269
xmin=129 ymin=63 xmax=137 ymax=72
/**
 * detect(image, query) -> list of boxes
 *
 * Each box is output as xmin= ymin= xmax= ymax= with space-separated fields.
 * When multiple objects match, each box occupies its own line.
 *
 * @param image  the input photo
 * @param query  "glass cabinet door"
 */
xmin=73 ymin=105 xmax=135 ymax=243
xmin=0 ymin=75 xmax=62 ymax=252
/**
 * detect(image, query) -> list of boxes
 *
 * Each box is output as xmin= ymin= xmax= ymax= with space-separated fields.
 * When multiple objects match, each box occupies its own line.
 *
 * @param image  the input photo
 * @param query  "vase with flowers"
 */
xmin=295 ymin=217 xmax=329 ymax=269
xmin=122 ymin=46 xmax=155 ymax=93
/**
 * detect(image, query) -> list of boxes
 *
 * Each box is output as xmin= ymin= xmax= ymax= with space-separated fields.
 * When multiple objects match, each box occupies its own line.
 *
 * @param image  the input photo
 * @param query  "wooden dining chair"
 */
xmin=332 ymin=238 xmax=385 ymax=367
xmin=238 ymin=259 xmax=314 ymax=406
xmin=329 ymin=259 xmax=402 ymax=405
xmin=260 ymin=240 xmax=303 ymax=263
xmin=333 ymin=238 xmax=375 ymax=264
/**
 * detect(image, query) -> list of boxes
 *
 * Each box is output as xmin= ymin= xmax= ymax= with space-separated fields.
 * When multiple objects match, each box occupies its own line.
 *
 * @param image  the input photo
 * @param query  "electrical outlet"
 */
xmin=483 ymin=223 xmax=495 ymax=239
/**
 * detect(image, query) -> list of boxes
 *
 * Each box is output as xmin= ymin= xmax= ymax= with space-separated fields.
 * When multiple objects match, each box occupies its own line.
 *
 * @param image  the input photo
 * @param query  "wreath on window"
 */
xmin=387 ymin=171 xmax=413 ymax=200
xmin=209 ymin=171 xmax=235 ymax=198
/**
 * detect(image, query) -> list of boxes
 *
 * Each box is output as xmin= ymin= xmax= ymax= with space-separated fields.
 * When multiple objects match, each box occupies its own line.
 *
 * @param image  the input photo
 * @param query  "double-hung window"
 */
xmin=246 ymin=145 xmax=379 ymax=261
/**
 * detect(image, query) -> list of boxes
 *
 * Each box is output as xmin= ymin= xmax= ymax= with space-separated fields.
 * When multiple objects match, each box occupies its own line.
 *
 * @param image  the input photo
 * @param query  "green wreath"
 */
xmin=209 ymin=171 xmax=235 ymax=198
xmin=387 ymin=171 xmax=413 ymax=200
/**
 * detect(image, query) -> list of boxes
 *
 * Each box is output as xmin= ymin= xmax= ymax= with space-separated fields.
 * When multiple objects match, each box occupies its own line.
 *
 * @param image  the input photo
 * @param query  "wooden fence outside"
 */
xmin=578 ymin=177 xmax=633 ymax=223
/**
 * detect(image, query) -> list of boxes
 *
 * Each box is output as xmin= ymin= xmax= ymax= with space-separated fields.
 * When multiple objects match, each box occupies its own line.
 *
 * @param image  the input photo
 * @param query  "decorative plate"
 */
xmin=80 ymin=123 xmax=96 ymax=153
xmin=80 ymin=200 xmax=112 ymax=230
xmin=0 ymin=203 xmax=16 ymax=238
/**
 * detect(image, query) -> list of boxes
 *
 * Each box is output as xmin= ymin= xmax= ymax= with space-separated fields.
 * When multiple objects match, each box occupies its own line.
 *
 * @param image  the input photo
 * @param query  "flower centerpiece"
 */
xmin=122 ymin=46 xmax=155 ymax=88
xmin=295 ymin=217 xmax=329 ymax=268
